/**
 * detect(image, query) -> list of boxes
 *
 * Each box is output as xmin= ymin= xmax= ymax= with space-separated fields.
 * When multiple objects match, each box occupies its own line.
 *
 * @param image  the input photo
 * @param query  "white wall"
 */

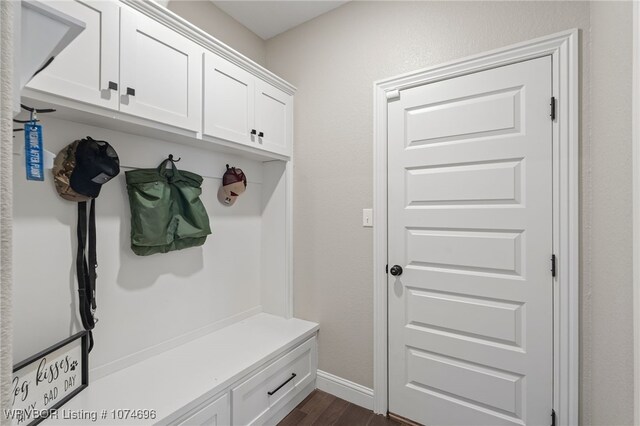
xmin=12 ymin=116 xmax=265 ymax=377
xmin=585 ymin=3 xmax=634 ymax=425
xmin=167 ymin=0 xmax=267 ymax=66
xmin=265 ymin=1 xmax=633 ymax=424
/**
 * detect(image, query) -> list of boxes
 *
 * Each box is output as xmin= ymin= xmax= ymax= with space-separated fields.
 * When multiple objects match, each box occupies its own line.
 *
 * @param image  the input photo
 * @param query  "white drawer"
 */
xmin=231 ymin=337 xmax=317 ymax=425
xmin=172 ymin=393 xmax=229 ymax=426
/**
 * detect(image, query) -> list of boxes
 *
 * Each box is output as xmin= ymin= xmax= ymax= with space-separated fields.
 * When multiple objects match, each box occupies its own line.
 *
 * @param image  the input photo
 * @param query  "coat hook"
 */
xmin=168 ymin=154 xmax=181 ymax=162
xmin=20 ymin=104 xmax=56 ymax=114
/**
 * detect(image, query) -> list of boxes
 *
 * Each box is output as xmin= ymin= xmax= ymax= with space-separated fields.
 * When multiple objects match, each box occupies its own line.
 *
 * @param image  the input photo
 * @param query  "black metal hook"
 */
xmin=20 ymin=104 xmax=56 ymax=114
xmin=18 ymin=103 xmax=56 ymax=127
xmin=168 ymin=154 xmax=181 ymax=162
xmin=13 ymin=108 xmax=44 ymax=132
xmin=33 ymin=56 xmax=55 ymax=78
xmin=13 ymin=118 xmax=38 ymax=133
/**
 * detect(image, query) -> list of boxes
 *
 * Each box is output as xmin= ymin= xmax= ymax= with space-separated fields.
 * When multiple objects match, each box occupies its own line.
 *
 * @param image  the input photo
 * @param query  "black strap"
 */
xmin=77 ymin=200 xmax=97 ymax=352
xmin=88 ymin=200 xmax=97 ymax=310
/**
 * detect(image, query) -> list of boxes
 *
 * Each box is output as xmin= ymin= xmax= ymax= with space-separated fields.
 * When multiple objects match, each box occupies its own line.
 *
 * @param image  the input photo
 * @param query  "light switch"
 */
xmin=362 ymin=209 xmax=373 ymax=227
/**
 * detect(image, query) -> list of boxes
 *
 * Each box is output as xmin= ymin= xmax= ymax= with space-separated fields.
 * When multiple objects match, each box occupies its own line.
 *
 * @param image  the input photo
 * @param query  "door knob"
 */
xmin=389 ymin=265 xmax=403 ymax=276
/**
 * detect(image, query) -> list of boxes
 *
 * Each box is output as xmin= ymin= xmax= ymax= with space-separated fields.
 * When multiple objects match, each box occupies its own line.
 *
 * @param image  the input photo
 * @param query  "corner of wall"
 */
xmin=166 ymin=0 xmax=267 ymax=66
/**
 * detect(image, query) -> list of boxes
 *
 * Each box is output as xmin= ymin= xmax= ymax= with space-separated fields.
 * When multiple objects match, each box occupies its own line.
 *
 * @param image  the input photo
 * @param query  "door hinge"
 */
xmin=551 ymin=254 xmax=557 ymax=278
xmin=550 ymin=97 xmax=557 ymax=121
xmin=551 ymin=409 xmax=556 ymax=426
xmin=385 ymin=264 xmax=389 ymax=274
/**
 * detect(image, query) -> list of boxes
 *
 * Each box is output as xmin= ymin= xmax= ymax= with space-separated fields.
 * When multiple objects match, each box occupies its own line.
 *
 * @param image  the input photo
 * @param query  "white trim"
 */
xmin=119 ymin=0 xmax=295 ymax=95
xmin=286 ymin=155 xmax=294 ymax=319
xmin=372 ymin=69 xmax=389 ymax=414
xmin=21 ymin=89 xmax=290 ymax=162
xmin=372 ymin=29 xmax=580 ymax=425
xmin=633 ymin=3 xmax=640 ymax=424
xmin=316 ymin=370 xmax=374 ymax=410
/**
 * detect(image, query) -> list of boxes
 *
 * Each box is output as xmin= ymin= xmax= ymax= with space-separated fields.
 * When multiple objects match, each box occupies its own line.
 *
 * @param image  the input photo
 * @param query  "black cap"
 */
xmin=70 ymin=137 xmax=120 ymax=198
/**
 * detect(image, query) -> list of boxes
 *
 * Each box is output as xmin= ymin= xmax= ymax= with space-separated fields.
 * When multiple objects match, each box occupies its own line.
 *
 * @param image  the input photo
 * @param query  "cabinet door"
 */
xmin=203 ymin=52 xmax=255 ymax=146
xmin=177 ymin=394 xmax=230 ymax=426
xmin=120 ymin=7 xmax=202 ymax=132
xmin=254 ymin=80 xmax=293 ymax=157
xmin=26 ymin=0 xmax=120 ymax=110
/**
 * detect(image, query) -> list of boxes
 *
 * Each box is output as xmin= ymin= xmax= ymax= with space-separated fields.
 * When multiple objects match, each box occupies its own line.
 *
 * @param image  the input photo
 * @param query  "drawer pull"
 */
xmin=267 ymin=373 xmax=296 ymax=396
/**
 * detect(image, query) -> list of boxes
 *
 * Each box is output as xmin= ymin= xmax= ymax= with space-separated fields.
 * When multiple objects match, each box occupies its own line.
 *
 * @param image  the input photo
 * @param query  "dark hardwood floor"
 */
xmin=278 ymin=390 xmax=408 ymax=426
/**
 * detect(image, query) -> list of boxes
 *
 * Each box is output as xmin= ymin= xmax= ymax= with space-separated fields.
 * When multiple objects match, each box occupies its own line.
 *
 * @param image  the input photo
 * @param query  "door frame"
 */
xmin=632 ymin=3 xmax=640 ymax=424
xmin=372 ymin=29 xmax=579 ymax=425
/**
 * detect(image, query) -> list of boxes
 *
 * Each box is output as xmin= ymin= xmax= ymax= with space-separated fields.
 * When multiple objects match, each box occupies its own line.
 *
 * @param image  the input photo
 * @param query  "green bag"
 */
xmin=125 ymin=158 xmax=211 ymax=256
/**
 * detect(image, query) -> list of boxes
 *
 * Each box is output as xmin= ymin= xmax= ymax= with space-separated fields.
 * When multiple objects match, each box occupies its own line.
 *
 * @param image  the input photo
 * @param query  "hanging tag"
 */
xmin=24 ymin=122 xmax=44 ymax=181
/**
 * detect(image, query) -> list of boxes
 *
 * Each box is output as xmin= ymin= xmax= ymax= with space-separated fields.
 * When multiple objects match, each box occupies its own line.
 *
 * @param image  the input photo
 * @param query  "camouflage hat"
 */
xmin=52 ymin=140 xmax=92 ymax=202
xmin=52 ymin=137 xmax=120 ymax=202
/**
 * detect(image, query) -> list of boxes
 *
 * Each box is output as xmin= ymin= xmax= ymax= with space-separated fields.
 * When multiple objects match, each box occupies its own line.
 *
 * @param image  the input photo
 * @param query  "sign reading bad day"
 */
xmin=10 ymin=332 xmax=88 ymax=425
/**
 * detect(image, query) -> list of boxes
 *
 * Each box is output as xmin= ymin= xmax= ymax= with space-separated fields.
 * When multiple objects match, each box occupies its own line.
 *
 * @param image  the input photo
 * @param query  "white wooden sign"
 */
xmin=9 ymin=332 xmax=88 ymax=425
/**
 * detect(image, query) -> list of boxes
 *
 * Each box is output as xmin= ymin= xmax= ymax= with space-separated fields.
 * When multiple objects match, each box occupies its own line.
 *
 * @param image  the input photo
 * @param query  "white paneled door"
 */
xmin=388 ymin=56 xmax=553 ymax=425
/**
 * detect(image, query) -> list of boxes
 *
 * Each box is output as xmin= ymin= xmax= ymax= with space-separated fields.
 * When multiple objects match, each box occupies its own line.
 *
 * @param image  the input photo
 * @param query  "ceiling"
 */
xmin=212 ymin=1 xmax=348 ymax=40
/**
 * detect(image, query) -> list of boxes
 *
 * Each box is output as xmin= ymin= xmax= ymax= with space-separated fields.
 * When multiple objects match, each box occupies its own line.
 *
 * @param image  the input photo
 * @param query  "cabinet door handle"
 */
xmin=108 ymin=81 xmax=118 ymax=91
xmin=258 ymin=131 xmax=264 ymax=138
xmin=267 ymin=373 xmax=296 ymax=396
xmin=251 ymin=129 xmax=257 ymax=135
xmin=126 ymin=87 xmax=136 ymax=96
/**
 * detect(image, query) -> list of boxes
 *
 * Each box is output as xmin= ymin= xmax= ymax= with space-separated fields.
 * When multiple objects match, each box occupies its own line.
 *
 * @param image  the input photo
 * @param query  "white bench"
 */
xmin=47 ymin=314 xmax=319 ymax=425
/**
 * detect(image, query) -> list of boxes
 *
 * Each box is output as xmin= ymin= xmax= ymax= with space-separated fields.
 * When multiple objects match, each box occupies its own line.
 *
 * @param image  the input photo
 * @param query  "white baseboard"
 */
xmin=91 ymin=306 xmax=263 ymax=380
xmin=316 ymin=370 xmax=374 ymax=410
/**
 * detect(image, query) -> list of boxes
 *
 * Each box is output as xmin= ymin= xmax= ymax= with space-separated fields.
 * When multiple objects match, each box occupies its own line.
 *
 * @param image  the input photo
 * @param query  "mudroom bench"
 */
xmin=47 ymin=314 xmax=319 ymax=425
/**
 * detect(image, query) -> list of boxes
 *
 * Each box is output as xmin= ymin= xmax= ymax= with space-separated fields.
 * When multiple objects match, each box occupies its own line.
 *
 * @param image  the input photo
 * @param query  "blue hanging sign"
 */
xmin=24 ymin=122 xmax=44 ymax=181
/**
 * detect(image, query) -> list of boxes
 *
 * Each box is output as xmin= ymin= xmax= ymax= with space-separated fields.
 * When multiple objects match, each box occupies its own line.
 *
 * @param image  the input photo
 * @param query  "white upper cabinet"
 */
xmin=21 ymin=1 xmax=294 ymax=159
xmin=255 ymin=79 xmax=293 ymax=157
xmin=203 ymin=53 xmax=292 ymax=157
xmin=203 ymin=52 xmax=255 ymax=146
xmin=26 ymin=0 xmax=120 ymax=110
xmin=119 ymin=7 xmax=202 ymax=132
